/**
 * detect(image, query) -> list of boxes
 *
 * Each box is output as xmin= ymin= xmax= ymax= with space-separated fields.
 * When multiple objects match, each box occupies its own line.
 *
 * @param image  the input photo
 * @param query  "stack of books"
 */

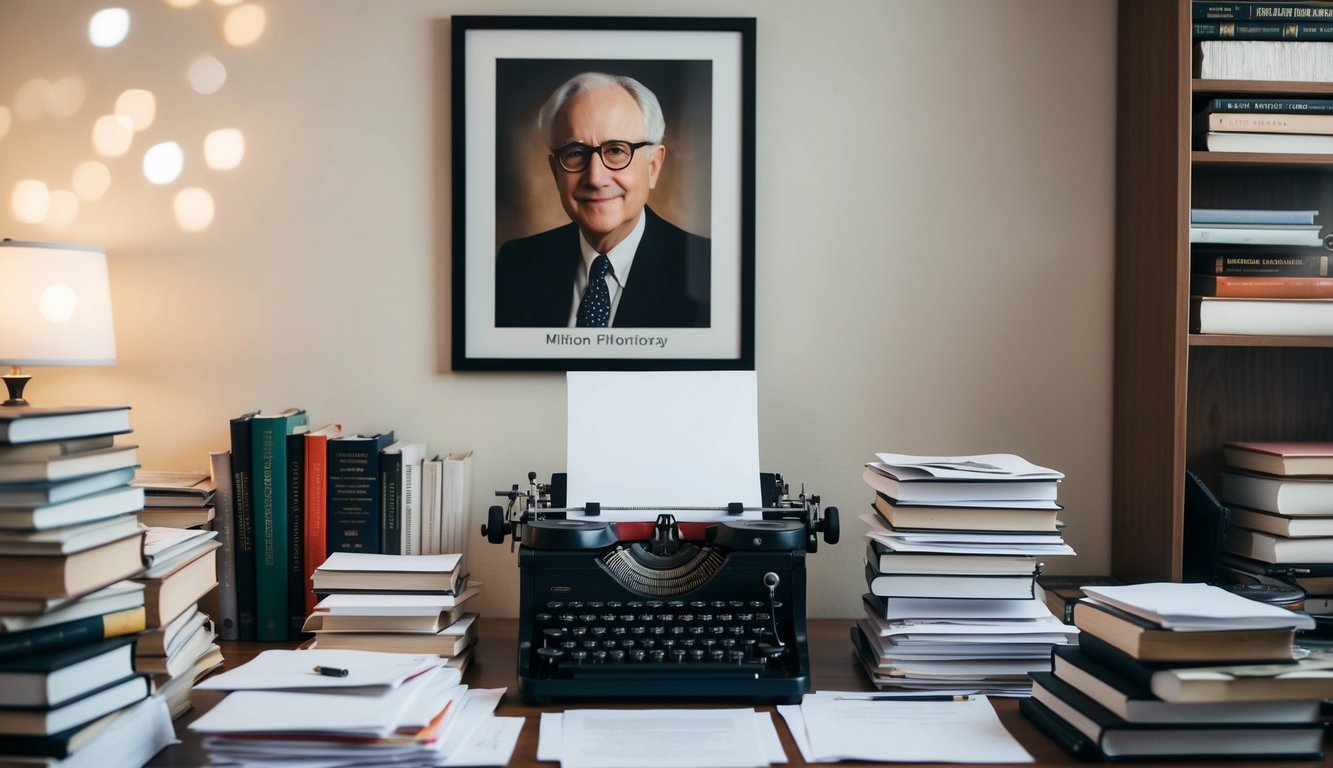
xmin=1194 ymin=2 xmax=1333 ymax=85
xmin=854 ymin=452 xmax=1077 ymax=696
xmin=1022 ymin=581 xmax=1332 ymax=761
xmin=0 ymin=404 xmax=174 ymax=764
xmin=302 ymin=552 xmax=480 ymax=670
xmin=132 ymin=527 xmax=224 ymax=719
xmin=189 ymin=648 xmax=519 ymax=765
xmin=1189 ymin=209 xmax=1333 ymax=335
xmin=130 ymin=469 xmax=216 ymax=529
xmin=1218 ymin=441 xmax=1333 ymax=628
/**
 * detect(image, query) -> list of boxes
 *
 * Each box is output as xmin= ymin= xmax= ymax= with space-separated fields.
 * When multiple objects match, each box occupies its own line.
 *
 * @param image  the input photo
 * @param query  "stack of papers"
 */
xmin=189 ymin=649 xmax=520 ymax=766
xmin=1082 ymin=582 xmax=1315 ymax=631
xmin=856 ymin=452 xmax=1078 ymax=696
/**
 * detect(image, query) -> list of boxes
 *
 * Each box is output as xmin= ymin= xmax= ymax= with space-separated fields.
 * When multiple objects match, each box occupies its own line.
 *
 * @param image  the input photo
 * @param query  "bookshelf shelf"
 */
xmin=1114 ymin=0 xmax=1333 ymax=583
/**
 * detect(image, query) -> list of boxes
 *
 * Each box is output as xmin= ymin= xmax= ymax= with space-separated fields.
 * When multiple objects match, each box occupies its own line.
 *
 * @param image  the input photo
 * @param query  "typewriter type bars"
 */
xmin=483 ymin=473 xmax=838 ymax=704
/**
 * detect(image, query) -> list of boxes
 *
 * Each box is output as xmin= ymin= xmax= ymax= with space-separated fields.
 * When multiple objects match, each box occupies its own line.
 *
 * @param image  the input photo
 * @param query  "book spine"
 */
xmin=1208 ymin=111 xmax=1333 ymax=133
xmin=0 ymin=607 xmax=146 ymax=662
xmin=286 ymin=433 xmax=306 ymax=638
xmin=380 ymin=449 xmax=402 ymax=555
xmin=1194 ymin=3 xmax=1333 ymax=21
xmin=1192 ymin=274 xmax=1333 ymax=298
xmin=402 ymin=452 xmax=419 ymax=556
xmin=1195 ymin=20 xmax=1333 ymax=40
xmin=303 ymin=433 xmax=329 ymax=615
xmin=1209 ymin=97 xmax=1333 ymax=114
xmin=208 ymin=450 xmax=239 ymax=641
xmin=326 ymin=434 xmax=393 ymax=554
xmin=229 ymin=414 xmax=257 ymax=641
xmin=251 ymin=413 xmax=307 ymax=642
xmin=421 ymin=458 xmax=443 ymax=555
xmin=1192 ymin=250 xmax=1331 ymax=277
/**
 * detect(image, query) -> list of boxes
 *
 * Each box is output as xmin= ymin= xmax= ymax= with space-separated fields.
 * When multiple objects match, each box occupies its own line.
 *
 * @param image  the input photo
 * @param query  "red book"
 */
xmin=1192 ymin=275 xmax=1333 ymax=299
xmin=302 ymin=425 xmax=341 ymax=614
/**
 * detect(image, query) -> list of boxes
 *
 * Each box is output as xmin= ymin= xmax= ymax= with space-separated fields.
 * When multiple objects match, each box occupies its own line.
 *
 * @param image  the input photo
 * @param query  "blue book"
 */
xmin=1189 ymin=208 xmax=1317 ymax=225
xmin=249 ymin=408 xmax=308 ymax=642
xmin=326 ymin=432 xmax=395 ymax=555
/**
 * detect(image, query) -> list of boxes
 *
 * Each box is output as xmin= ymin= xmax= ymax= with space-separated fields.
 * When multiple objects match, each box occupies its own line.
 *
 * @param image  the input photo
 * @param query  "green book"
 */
xmin=250 ymin=408 xmax=308 ymax=642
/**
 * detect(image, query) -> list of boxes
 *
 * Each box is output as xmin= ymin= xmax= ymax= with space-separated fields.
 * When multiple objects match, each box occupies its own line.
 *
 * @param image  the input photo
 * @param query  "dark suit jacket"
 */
xmin=495 ymin=207 xmax=710 ymax=328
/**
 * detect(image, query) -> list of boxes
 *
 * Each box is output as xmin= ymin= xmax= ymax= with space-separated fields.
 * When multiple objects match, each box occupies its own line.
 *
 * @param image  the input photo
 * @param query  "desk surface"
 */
xmin=151 ymin=618 xmax=1332 ymax=768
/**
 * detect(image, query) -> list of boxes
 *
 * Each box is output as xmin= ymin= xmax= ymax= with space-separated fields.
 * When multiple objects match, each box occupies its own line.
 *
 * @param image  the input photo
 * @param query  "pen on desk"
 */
xmin=313 ymin=665 xmax=349 ymax=677
xmin=834 ymin=694 xmax=970 ymax=702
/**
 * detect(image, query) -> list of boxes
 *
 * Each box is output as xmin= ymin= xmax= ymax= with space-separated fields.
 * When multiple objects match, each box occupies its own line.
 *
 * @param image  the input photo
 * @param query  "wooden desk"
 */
xmin=151 ymin=619 xmax=1332 ymax=767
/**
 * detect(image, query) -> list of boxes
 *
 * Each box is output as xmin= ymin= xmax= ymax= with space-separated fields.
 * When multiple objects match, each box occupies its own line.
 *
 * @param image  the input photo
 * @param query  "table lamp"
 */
xmin=0 ymin=239 xmax=117 ymax=407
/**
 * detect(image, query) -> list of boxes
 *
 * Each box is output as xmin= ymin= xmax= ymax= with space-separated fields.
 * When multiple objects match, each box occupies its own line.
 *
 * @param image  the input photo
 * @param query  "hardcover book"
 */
xmin=228 ymin=411 xmax=258 ymax=641
xmin=326 ymin=431 xmax=395 ymax=554
xmin=249 ymin=408 xmax=308 ymax=642
xmin=1223 ymin=440 xmax=1333 ymax=475
xmin=1191 ymin=295 xmax=1333 ymax=335
xmin=208 ymin=450 xmax=238 ymax=641
xmin=301 ymin=424 xmax=340 ymax=616
xmin=0 ymin=406 xmax=131 ymax=446
xmin=1071 ymin=599 xmax=1296 ymax=662
xmin=1222 ymin=469 xmax=1333 ymax=515
xmin=0 ymin=532 xmax=145 ymax=601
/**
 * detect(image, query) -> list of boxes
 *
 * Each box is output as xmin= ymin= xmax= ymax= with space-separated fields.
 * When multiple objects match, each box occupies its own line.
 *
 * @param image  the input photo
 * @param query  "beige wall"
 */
xmin=0 ymin=0 xmax=1118 ymax=618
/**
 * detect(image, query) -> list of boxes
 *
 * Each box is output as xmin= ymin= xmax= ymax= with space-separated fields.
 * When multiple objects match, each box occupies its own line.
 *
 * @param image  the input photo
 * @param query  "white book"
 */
xmin=1205 ymin=130 xmax=1333 ymax=153
xmin=1191 ymin=296 xmax=1333 ymax=335
xmin=420 ymin=456 xmax=444 ymax=555
xmin=442 ymin=450 xmax=473 ymax=558
xmin=1197 ymin=39 xmax=1333 ymax=82
xmin=385 ymin=442 xmax=427 ymax=556
xmin=1222 ymin=470 xmax=1333 ymax=516
xmin=1189 ymin=224 xmax=1325 ymax=246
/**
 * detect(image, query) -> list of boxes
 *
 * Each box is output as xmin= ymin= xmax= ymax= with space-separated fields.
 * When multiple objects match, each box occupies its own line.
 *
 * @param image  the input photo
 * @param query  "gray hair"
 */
xmin=537 ymin=72 xmax=666 ymax=147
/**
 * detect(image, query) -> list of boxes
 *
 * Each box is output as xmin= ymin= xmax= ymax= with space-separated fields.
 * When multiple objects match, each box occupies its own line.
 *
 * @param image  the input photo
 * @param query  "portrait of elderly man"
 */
xmin=495 ymin=71 xmax=711 ymax=328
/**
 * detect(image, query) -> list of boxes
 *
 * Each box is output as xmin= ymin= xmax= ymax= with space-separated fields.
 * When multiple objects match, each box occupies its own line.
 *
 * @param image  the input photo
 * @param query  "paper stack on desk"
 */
xmin=190 ymin=648 xmax=520 ymax=766
xmin=855 ymin=452 xmax=1077 ymax=696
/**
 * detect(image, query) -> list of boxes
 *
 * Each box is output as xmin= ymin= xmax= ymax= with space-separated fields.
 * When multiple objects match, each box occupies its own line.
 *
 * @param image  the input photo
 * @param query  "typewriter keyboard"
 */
xmin=531 ymin=598 xmax=789 ymax=678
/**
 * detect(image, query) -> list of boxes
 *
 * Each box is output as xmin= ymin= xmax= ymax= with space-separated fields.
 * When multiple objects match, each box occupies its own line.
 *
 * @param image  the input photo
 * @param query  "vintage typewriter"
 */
xmin=483 ymin=472 xmax=839 ymax=704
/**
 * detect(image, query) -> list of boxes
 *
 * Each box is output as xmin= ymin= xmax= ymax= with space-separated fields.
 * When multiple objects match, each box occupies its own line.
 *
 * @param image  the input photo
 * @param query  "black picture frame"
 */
xmin=450 ymin=16 xmax=756 ymax=371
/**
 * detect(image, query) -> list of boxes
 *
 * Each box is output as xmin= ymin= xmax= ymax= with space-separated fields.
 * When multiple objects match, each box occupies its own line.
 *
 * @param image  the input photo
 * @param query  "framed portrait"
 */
xmin=450 ymin=16 xmax=756 ymax=371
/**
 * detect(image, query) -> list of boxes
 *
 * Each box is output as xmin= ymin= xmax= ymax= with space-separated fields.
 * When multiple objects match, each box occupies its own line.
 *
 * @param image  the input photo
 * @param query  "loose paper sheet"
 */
xmin=538 ymin=709 xmax=784 ymax=767
xmin=566 ymin=371 xmax=761 ymax=520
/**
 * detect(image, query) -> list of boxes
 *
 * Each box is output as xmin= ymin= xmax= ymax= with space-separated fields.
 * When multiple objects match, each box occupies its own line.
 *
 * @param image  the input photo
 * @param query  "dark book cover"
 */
xmin=0 ymin=635 xmax=135 ymax=677
xmin=228 ymin=411 xmax=258 ymax=641
xmin=0 ymin=607 xmax=142 ymax=663
xmin=1194 ymin=19 xmax=1333 ymax=40
xmin=326 ymin=432 xmax=395 ymax=554
xmin=286 ymin=431 xmax=307 ymax=638
xmin=1208 ymin=96 xmax=1333 ymax=114
xmin=1190 ymin=247 xmax=1331 ymax=278
xmin=1195 ymin=2 xmax=1333 ymax=21
xmin=380 ymin=446 xmax=403 ymax=555
xmin=250 ymin=409 xmax=308 ymax=642
xmin=1019 ymin=696 xmax=1100 ymax=761
xmin=0 ymin=406 xmax=132 ymax=446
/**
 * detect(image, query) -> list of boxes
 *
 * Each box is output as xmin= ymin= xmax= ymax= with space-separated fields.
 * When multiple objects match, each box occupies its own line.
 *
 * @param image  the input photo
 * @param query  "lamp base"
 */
xmin=2 ymin=374 xmax=31 ymax=406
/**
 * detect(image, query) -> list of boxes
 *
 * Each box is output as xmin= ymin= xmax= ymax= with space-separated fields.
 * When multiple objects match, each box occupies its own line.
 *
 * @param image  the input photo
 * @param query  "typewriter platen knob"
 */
xmin=819 ymin=506 xmax=840 ymax=545
xmin=482 ymin=505 xmax=510 ymax=544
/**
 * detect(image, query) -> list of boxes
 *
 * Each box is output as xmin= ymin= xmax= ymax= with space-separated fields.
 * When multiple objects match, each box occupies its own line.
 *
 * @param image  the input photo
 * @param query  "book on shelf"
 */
xmin=1190 ymin=295 xmax=1333 ymax=335
xmin=0 ymin=636 xmax=137 ymax=708
xmin=0 ymin=673 xmax=149 ymax=737
xmin=1191 ymin=274 xmax=1333 ymax=298
xmin=130 ymin=470 xmax=214 ymax=507
xmin=1224 ymin=440 xmax=1333 ymax=475
xmin=420 ymin=454 xmax=443 ymax=554
xmin=0 ymin=466 xmax=137 ymax=510
xmin=1035 ymin=574 xmax=1124 ymax=624
xmin=0 ymin=406 xmax=131 ymax=446
xmin=0 ymin=581 xmax=144 ymax=629
xmin=284 ymin=426 xmax=310 ymax=639
xmin=1189 ymin=223 xmax=1324 ymax=247
xmin=228 ymin=410 xmax=258 ymax=641
xmin=1194 ymin=19 xmax=1333 ymax=40
xmin=393 ymin=442 xmax=428 ymax=556
xmin=1229 ymin=505 xmax=1333 ymax=537
xmin=441 ymin=450 xmax=474 ymax=560
xmin=131 ymin=539 xmax=219 ymax=628
xmin=1050 ymin=644 xmax=1320 ymax=724
xmin=134 ymin=505 xmax=214 ymax=529
xmin=865 ymin=539 xmax=1038 ymax=575
xmin=1190 ymin=206 xmax=1318 ymax=224
xmin=870 ymin=493 xmax=1060 ymax=532
xmin=0 ymin=604 xmax=144 ymax=663
xmin=1024 ymin=672 xmax=1325 ymax=762
xmin=1205 ymin=109 xmax=1333 ymax=134
xmin=0 ymin=695 xmax=173 ymax=765
xmin=0 ymin=532 xmax=144 ymax=601
xmin=311 ymin=551 xmax=465 ymax=593
xmin=1207 ymin=97 xmax=1333 ymax=114
xmin=863 ymin=562 xmax=1035 ymax=600
xmin=207 ymin=450 xmax=238 ymax=641
xmin=1195 ymin=39 xmax=1333 ymax=82
xmin=250 ymin=408 xmax=308 ymax=642
xmin=308 ymin=613 xmax=478 ymax=656
xmin=0 ymin=444 xmax=138 ymax=484
xmin=1222 ymin=469 xmax=1333 ymax=515
xmin=0 ymin=514 xmax=141 ymax=556
xmin=1205 ymin=129 xmax=1333 ymax=153
xmin=1192 ymin=246 xmax=1330 ymax=277
xmin=1071 ymin=600 xmax=1296 ymax=662
xmin=1194 ymin=3 xmax=1333 ymax=22
xmin=302 ymin=424 xmax=340 ymax=616
xmin=326 ymin=431 xmax=395 ymax=554
xmin=1227 ymin=525 xmax=1333 ymax=563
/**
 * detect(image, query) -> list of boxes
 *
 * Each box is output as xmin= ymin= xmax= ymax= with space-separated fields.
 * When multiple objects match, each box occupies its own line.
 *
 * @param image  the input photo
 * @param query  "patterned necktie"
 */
xmin=576 ymin=254 xmax=613 ymax=327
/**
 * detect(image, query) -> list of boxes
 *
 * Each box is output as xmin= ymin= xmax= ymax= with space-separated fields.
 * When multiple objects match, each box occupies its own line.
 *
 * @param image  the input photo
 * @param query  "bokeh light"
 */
xmin=11 ymin=180 xmax=51 ymax=223
xmin=143 ymin=141 xmax=184 ymax=185
xmin=92 ymin=114 xmax=134 ymax=157
xmin=166 ymin=0 xmax=202 ymax=6
xmin=114 ymin=89 xmax=156 ymax=131
xmin=14 ymin=78 xmax=52 ymax=121
xmin=213 ymin=0 xmax=243 ymax=5
xmin=204 ymin=128 xmax=245 ymax=170
xmin=89 ymin=8 xmax=130 ymax=48
xmin=188 ymin=56 xmax=227 ymax=95
xmin=47 ymin=77 xmax=87 ymax=119
xmin=223 ymin=4 xmax=266 ymax=46
xmin=42 ymin=190 xmax=80 ymax=231
xmin=72 ymin=161 xmax=112 ymax=201
xmin=0 ymin=107 xmax=10 ymax=140
xmin=174 ymin=187 xmax=215 ymax=232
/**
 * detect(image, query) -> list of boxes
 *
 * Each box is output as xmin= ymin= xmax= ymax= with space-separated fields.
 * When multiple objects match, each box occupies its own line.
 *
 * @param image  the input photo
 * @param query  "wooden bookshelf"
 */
xmin=1113 ymin=0 xmax=1333 ymax=582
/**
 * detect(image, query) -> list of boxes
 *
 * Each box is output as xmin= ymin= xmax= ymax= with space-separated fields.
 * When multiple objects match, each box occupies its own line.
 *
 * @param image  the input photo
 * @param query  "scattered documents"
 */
xmin=538 ymin=707 xmax=784 ymax=768
xmin=778 ymin=692 xmax=1032 ymax=763
xmin=195 ymin=648 xmax=442 ymax=692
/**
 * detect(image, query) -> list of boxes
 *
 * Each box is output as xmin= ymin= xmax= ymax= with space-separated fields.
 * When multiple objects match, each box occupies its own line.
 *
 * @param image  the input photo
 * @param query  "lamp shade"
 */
xmin=0 ymin=240 xmax=116 ymax=366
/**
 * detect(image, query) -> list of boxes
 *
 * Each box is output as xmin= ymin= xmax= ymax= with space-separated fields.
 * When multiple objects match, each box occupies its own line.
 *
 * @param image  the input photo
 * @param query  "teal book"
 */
xmin=249 ymin=408 xmax=308 ymax=642
xmin=228 ymin=411 xmax=258 ymax=641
